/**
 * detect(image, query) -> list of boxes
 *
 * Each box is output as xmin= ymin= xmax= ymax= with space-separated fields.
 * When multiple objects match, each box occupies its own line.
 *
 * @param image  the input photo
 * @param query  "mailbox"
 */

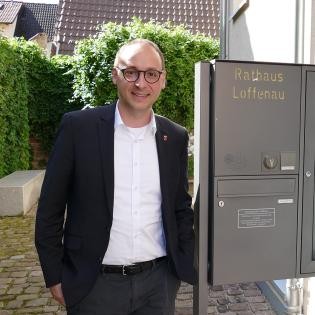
xmin=196 ymin=60 xmax=315 ymax=285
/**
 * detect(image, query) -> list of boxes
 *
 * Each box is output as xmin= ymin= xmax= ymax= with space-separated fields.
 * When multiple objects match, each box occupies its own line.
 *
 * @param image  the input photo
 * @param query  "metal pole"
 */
xmin=286 ymin=279 xmax=303 ymax=315
xmin=193 ymin=62 xmax=211 ymax=315
xmin=220 ymin=0 xmax=228 ymax=59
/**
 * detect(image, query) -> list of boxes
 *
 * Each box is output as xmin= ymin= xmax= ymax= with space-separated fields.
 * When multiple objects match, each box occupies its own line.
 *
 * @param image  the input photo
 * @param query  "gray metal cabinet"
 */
xmin=196 ymin=60 xmax=315 ymax=284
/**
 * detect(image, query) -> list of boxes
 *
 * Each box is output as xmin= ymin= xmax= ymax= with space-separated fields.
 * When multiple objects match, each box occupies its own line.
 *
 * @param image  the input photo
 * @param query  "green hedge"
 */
xmin=0 ymin=20 xmax=218 ymax=176
xmin=0 ymin=38 xmax=82 ymax=176
xmin=0 ymin=37 xmax=29 ymax=177
xmin=13 ymin=40 xmax=82 ymax=153
xmin=72 ymin=18 xmax=219 ymax=130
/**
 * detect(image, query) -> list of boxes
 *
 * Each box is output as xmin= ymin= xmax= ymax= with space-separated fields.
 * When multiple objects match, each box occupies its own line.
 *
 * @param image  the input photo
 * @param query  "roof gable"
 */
xmin=56 ymin=0 xmax=220 ymax=54
xmin=14 ymin=2 xmax=58 ymax=41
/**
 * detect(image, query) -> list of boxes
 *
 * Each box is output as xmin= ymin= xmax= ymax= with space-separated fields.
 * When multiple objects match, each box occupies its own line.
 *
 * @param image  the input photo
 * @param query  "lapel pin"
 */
xmin=163 ymin=135 xmax=168 ymax=142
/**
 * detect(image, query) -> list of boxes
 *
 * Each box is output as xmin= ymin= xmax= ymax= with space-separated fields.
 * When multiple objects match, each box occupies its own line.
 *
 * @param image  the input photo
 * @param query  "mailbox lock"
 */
xmin=306 ymin=171 xmax=312 ymax=178
xmin=263 ymin=155 xmax=278 ymax=169
xmin=218 ymin=200 xmax=225 ymax=208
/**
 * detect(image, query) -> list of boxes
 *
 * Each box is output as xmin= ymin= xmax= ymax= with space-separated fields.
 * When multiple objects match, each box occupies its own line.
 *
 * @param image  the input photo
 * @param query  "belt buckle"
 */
xmin=122 ymin=265 xmax=127 ymax=276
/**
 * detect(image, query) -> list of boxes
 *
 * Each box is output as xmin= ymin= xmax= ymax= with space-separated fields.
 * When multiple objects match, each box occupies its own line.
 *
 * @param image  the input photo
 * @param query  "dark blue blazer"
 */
xmin=35 ymin=103 xmax=196 ymax=307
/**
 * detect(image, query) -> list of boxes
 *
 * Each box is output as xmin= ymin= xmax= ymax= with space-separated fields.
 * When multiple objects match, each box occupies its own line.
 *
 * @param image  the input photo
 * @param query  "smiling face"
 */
xmin=112 ymin=41 xmax=166 ymax=121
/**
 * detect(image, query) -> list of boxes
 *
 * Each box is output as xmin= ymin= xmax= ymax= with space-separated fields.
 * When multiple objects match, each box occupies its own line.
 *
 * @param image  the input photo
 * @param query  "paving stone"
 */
xmin=10 ymin=255 xmax=25 ymax=260
xmin=0 ymin=295 xmax=14 ymax=302
xmin=0 ymin=279 xmax=11 ymax=285
xmin=12 ymin=277 xmax=27 ymax=285
xmin=217 ymin=304 xmax=229 ymax=313
xmin=245 ymin=295 xmax=266 ymax=303
xmin=16 ymin=294 xmax=39 ymax=301
xmin=29 ymin=270 xmax=43 ymax=277
xmin=177 ymin=293 xmax=193 ymax=300
xmin=25 ymin=297 xmax=49 ymax=307
xmin=207 ymin=305 xmax=217 ymax=314
xmin=244 ymin=289 xmax=262 ymax=297
xmin=28 ymin=276 xmax=44 ymax=283
xmin=7 ymin=286 xmax=24 ymax=295
xmin=255 ymin=312 xmax=277 ymax=315
xmin=176 ymin=299 xmax=193 ymax=307
xmin=228 ymin=302 xmax=249 ymax=312
xmin=211 ymin=285 xmax=224 ymax=291
xmin=15 ymin=307 xmax=45 ymax=313
xmin=175 ymin=307 xmax=192 ymax=315
xmin=0 ymin=289 xmax=6 ymax=295
xmin=227 ymin=288 xmax=244 ymax=296
xmin=43 ymin=305 xmax=59 ymax=312
xmin=217 ymin=297 xmax=230 ymax=305
xmin=250 ymin=302 xmax=270 ymax=312
xmin=5 ymin=299 xmax=23 ymax=309
xmin=230 ymin=296 xmax=247 ymax=303
xmin=209 ymin=290 xmax=225 ymax=298
xmin=0 ymin=262 xmax=14 ymax=268
xmin=10 ymin=271 xmax=27 ymax=278
xmin=0 ymin=284 xmax=8 ymax=290
xmin=208 ymin=298 xmax=217 ymax=306
xmin=24 ymin=286 xmax=41 ymax=294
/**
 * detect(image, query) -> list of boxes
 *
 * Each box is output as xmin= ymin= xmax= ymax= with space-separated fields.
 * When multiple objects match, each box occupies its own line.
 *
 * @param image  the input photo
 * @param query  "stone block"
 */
xmin=0 ymin=170 xmax=45 ymax=216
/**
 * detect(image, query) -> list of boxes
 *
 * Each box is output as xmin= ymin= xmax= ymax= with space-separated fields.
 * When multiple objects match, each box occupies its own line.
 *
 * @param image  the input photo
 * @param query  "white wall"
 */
xmin=0 ymin=18 xmax=17 ymax=38
xmin=310 ymin=0 xmax=315 ymax=63
xmin=227 ymin=0 xmax=297 ymax=62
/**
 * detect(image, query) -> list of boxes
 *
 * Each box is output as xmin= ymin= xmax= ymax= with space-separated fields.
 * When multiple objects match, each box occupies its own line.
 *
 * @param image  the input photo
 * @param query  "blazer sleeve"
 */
xmin=175 ymin=130 xmax=195 ymax=254
xmin=35 ymin=113 xmax=74 ymax=288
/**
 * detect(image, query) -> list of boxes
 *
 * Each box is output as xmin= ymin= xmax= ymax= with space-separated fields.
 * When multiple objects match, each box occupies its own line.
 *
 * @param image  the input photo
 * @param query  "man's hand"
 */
xmin=49 ymin=283 xmax=65 ymax=306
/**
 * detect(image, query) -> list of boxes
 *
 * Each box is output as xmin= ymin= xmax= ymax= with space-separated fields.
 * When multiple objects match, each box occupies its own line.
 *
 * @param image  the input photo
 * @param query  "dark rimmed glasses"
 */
xmin=116 ymin=67 xmax=163 ymax=84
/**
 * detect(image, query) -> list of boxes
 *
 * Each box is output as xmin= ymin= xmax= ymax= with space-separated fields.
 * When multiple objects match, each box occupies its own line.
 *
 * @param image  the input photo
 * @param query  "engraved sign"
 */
xmin=232 ymin=67 xmax=286 ymax=101
xmin=238 ymin=208 xmax=275 ymax=228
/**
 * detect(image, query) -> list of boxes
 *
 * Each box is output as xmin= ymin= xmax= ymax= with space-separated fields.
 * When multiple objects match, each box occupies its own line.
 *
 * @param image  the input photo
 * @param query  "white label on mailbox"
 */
xmin=238 ymin=208 xmax=275 ymax=229
xmin=281 ymin=166 xmax=295 ymax=170
xmin=278 ymin=199 xmax=294 ymax=204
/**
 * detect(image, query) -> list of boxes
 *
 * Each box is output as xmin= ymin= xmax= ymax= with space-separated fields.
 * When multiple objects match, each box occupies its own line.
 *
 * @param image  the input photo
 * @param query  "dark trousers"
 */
xmin=67 ymin=259 xmax=181 ymax=315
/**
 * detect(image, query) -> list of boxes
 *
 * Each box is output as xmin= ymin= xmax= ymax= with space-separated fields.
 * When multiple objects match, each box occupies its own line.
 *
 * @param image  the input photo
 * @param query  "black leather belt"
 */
xmin=101 ymin=256 xmax=167 ymax=276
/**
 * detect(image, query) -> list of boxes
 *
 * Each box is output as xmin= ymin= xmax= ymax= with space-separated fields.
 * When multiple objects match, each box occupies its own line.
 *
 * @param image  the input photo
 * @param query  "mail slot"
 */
xmin=195 ymin=60 xmax=315 ymax=284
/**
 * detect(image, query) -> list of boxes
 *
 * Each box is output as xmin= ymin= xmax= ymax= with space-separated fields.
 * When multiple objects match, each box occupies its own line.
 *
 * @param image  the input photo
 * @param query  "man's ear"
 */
xmin=112 ymin=68 xmax=118 ymax=85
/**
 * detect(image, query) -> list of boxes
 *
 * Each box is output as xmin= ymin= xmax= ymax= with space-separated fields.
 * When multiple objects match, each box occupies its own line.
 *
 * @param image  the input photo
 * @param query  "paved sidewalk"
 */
xmin=0 ymin=210 xmax=277 ymax=315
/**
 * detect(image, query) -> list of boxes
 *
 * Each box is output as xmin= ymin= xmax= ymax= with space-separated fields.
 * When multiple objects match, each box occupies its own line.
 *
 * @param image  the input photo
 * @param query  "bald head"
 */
xmin=114 ymin=39 xmax=165 ymax=70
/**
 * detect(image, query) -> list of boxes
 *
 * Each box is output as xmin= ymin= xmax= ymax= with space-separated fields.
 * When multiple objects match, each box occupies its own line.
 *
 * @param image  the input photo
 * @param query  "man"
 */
xmin=35 ymin=39 xmax=196 ymax=315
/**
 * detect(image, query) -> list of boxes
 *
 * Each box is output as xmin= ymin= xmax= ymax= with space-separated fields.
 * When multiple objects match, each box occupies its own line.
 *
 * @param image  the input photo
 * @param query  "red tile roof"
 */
xmin=0 ymin=1 xmax=22 ymax=24
xmin=55 ymin=0 xmax=220 ymax=55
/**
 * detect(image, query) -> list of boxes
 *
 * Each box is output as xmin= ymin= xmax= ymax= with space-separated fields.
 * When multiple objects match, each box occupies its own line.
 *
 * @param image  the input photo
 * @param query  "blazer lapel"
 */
xmin=98 ymin=104 xmax=115 ymax=220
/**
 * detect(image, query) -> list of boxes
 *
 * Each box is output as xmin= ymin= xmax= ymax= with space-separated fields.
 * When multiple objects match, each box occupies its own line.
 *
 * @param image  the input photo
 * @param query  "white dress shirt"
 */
xmin=102 ymin=105 xmax=166 ymax=265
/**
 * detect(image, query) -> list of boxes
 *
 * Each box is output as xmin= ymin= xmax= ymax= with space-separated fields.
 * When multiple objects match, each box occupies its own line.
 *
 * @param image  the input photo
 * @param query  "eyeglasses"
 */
xmin=116 ymin=67 xmax=163 ymax=84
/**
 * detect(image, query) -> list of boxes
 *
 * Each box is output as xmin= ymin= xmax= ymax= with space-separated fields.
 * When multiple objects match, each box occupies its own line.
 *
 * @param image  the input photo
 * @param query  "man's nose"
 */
xmin=135 ymin=72 xmax=147 ymax=87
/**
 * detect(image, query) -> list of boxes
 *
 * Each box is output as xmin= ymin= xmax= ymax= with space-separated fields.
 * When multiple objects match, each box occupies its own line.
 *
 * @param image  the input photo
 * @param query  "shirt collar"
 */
xmin=114 ymin=101 xmax=157 ymax=135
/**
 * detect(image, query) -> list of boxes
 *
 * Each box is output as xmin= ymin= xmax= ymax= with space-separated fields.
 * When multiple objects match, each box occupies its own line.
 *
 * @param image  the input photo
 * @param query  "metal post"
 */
xmin=220 ymin=0 xmax=229 ymax=60
xmin=287 ymin=279 xmax=303 ymax=315
xmin=193 ymin=62 xmax=211 ymax=315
